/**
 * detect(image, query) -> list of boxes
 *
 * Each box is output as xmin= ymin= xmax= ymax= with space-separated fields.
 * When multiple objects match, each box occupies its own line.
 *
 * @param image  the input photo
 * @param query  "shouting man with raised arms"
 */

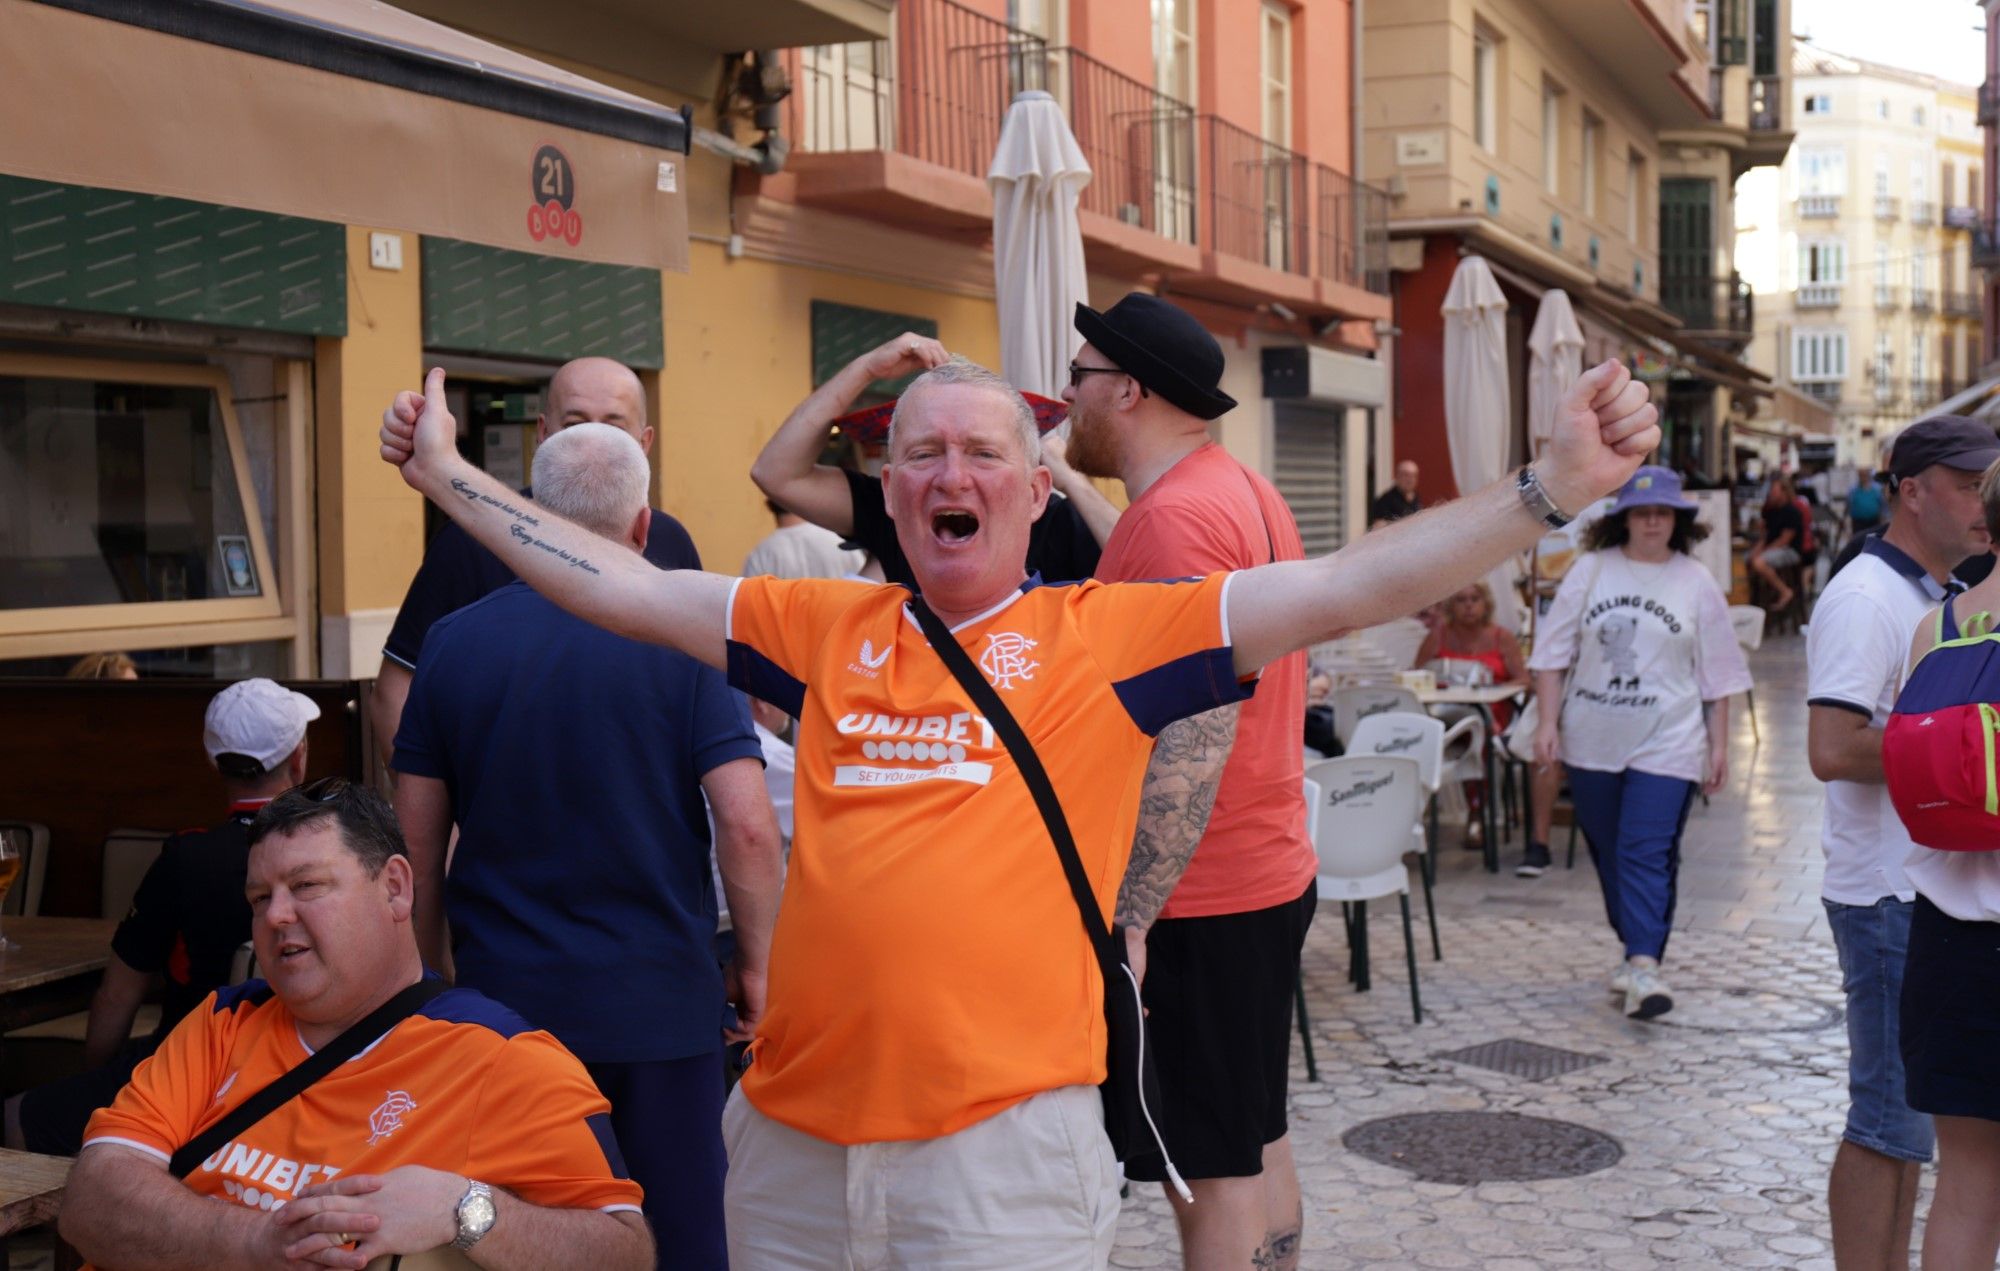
xmin=380 ymin=350 xmax=1658 ymax=1268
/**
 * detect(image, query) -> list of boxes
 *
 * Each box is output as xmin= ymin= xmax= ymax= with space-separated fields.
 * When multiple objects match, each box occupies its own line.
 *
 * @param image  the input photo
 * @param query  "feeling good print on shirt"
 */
xmin=1529 ymin=550 xmax=1750 ymax=783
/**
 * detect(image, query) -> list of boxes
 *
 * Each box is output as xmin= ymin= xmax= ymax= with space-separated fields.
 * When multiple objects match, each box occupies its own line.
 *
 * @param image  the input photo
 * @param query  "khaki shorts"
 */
xmin=722 ymin=1083 xmax=1121 ymax=1269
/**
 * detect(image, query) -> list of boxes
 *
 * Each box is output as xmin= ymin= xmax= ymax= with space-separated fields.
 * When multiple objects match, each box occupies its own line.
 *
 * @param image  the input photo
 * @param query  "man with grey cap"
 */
xmin=4 ymin=678 xmax=316 ymax=1156
xmin=1806 ymin=415 xmax=2000 ymax=1266
xmin=1063 ymin=292 xmax=1317 ymax=1270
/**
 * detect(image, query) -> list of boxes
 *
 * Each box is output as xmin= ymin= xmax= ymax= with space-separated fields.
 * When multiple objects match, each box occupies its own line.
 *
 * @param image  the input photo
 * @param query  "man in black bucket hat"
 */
xmin=1065 ymin=291 xmax=1319 ymax=1268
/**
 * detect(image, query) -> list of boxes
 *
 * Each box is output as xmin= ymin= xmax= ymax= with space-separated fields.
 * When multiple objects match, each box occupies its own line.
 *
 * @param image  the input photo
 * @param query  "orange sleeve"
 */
xmin=1069 ymin=573 xmax=1253 ymax=735
xmin=464 ymin=1033 xmax=645 ymax=1213
xmin=82 ymin=992 xmax=231 ymax=1163
xmin=726 ymin=576 xmax=875 ymax=716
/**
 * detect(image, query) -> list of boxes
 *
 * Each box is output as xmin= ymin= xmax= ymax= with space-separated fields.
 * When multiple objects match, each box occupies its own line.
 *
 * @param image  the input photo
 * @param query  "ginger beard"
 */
xmin=1062 ymin=395 xmax=1122 ymax=480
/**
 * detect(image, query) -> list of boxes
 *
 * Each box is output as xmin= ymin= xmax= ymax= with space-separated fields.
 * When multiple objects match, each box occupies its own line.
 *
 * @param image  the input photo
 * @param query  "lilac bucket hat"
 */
xmin=1607 ymin=465 xmax=1698 ymax=516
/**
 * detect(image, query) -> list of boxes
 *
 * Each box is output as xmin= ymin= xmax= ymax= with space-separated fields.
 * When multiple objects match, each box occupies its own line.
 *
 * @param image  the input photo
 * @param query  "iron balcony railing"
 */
xmin=1750 ymin=75 xmax=1784 ymax=131
xmin=1911 ymin=378 xmax=1944 ymax=406
xmin=1870 ymin=376 xmax=1902 ymax=404
xmin=1947 ymin=290 xmax=1981 ymax=317
xmin=1054 ymin=48 xmax=1196 ymax=246
xmin=1875 ymin=195 xmax=1900 ymax=221
xmin=1796 ymin=282 xmax=1843 ymax=308
xmin=1976 ymin=220 xmax=2000 ymax=266
xmin=794 ymin=0 xmax=1047 ymax=180
xmin=1201 ymin=114 xmax=1311 ymax=277
xmin=1946 ymin=205 xmax=1981 ymax=231
xmin=1981 ymin=81 xmax=2000 ymax=126
xmin=1800 ymin=381 xmax=1843 ymax=405
xmin=1316 ymin=164 xmax=1391 ymax=296
xmin=1875 ymin=284 xmax=1902 ymax=309
xmin=1910 ymin=200 xmax=1937 ymax=227
xmin=1798 ymin=195 xmax=1841 ymax=218
xmin=1912 ymin=287 xmax=1935 ymax=313
xmin=1661 ymin=272 xmax=1752 ymax=338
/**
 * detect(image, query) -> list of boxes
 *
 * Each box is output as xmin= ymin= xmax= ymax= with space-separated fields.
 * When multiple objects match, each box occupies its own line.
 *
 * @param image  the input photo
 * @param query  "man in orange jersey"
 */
xmin=378 ymin=346 xmax=1659 ymax=1267
xmin=60 ymin=781 xmax=652 ymax=1271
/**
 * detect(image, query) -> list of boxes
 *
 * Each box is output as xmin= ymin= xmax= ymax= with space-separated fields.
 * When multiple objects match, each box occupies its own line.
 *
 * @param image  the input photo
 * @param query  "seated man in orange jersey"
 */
xmin=59 ymin=780 xmax=652 ymax=1271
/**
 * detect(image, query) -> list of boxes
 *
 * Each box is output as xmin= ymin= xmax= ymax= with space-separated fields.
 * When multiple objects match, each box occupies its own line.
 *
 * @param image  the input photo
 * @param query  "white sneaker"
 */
xmin=1608 ymin=959 xmax=1632 ymax=996
xmin=1623 ymin=965 xmax=1673 ymax=1019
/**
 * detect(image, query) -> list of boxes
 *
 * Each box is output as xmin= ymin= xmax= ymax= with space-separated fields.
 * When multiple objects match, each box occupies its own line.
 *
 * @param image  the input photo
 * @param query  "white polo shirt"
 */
xmin=1807 ymin=536 xmax=1952 ymax=906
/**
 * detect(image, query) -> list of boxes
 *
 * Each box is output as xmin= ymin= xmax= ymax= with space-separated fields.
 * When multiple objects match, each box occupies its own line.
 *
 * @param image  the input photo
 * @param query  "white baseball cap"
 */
xmin=203 ymin=678 xmax=320 ymax=775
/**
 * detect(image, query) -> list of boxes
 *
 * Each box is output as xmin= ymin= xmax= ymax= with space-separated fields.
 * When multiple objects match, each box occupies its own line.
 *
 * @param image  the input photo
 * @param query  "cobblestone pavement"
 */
xmin=1114 ymin=634 xmax=1899 ymax=1270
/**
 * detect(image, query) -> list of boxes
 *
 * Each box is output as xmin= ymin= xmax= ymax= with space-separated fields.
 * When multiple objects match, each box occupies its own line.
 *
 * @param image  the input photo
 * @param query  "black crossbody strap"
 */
xmin=169 ymin=977 xmax=447 ymax=1178
xmin=908 ymin=598 xmax=1120 ymax=965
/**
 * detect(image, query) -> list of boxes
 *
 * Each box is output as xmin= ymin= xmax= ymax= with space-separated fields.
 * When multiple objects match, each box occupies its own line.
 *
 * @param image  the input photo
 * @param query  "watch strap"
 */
xmin=1516 ymin=467 xmax=1573 ymax=529
xmin=452 ymin=1179 xmax=496 ymax=1250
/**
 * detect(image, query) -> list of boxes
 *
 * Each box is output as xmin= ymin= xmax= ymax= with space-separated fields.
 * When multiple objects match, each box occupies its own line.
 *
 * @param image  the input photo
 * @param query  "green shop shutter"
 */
xmin=420 ymin=238 xmax=663 ymax=370
xmin=811 ymin=301 xmax=939 ymax=404
xmin=1 ymin=175 xmax=344 ymax=335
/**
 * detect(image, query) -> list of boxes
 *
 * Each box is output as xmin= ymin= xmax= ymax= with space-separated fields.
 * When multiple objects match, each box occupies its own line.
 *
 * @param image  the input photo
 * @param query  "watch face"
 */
xmin=462 ymin=1191 xmax=497 ymax=1235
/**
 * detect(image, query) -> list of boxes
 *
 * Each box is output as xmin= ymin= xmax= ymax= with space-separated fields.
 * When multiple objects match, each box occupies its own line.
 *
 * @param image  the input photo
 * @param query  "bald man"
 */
xmin=370 ymin=358 xmax=703 ymax=763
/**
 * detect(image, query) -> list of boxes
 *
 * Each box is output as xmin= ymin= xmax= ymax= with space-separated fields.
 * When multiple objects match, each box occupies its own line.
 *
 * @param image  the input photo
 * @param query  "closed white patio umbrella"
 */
xmin=1442 ymin=255 xmax=1524 ymax=633
xmin=1527 ymin=289 xmax=1585 ymax=459
xmin=988 ymin=89 xmax=1092 ymax=398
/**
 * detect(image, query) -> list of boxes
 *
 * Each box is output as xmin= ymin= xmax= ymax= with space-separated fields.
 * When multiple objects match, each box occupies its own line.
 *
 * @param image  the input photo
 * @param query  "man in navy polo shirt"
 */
xmin=391 ymin=423 xmax=782 ymax=1270
xmin=370 ymin=357 xmax=702 ymax=765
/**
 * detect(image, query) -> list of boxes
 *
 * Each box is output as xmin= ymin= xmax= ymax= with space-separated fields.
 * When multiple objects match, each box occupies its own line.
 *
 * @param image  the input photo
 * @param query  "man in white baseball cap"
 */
xmin=205 ymin=678 xmax=321 ymax=779
xmin=6 ymin=678 xmax=316 ymax=1158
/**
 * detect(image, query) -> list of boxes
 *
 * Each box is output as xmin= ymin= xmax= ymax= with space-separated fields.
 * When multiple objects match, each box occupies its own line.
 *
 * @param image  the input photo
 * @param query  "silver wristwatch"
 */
xmin=452 ymin=1179 xmax=497 ymax=1251
xmin=1516 ymin=466 xmax=1573 ymax=529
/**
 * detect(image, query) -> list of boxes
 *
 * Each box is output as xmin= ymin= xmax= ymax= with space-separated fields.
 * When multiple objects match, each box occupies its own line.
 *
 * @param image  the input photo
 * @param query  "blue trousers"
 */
xmin=1566 ymin=766 xmax=1698 ymax=960
xmin=587 ymin=1051 xmax=729 ymax=1270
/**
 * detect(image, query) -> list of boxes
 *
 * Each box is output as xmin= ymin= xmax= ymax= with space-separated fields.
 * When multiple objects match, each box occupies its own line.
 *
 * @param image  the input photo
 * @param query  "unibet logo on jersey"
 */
xmin=833 ymin=710 xmax=995 ymax=786
xmin=199 ymin=1139 xmax=342 ymax=1210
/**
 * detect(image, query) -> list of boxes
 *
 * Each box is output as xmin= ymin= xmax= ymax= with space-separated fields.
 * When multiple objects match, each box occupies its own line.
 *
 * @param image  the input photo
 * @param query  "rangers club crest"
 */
xmin=979 ymin=632 xmax=1039 ymax=690
xmin=367 ymin=1090 xmax=418 ymax=1145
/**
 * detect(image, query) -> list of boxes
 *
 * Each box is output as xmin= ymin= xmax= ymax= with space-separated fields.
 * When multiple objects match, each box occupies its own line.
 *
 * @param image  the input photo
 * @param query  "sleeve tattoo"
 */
xmin=1115 ymin=703 xmax=1242 ymax=930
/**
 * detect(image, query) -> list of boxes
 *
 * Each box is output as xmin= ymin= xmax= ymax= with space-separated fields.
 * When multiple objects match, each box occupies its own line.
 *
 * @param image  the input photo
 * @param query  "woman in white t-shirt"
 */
xmin=1895 ymin=476 xmax=2000 ymax=1270
xmin=1530 ymin=466 xmax=1752 ymax=1020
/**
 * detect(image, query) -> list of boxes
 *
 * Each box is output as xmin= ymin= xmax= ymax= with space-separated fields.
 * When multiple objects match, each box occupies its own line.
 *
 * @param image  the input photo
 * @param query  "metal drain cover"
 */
xmin=1344 ymin=1111 xmax=1623 ymax=1184
xmin=1433 ymin=1038 xmax=1608 ymax=1081
xmin=1649 ymin=987 xmax=1843 ymax=1034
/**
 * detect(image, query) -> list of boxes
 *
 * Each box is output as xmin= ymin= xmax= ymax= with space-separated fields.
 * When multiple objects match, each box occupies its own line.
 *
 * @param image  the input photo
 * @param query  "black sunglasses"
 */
xmin=1068 ymin=363 xmax=1146 ymax=396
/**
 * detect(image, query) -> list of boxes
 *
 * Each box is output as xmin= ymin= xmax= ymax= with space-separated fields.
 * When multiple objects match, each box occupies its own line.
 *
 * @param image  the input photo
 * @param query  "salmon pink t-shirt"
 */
xmin=1095 ymin=443 xmax=1317 ymax=918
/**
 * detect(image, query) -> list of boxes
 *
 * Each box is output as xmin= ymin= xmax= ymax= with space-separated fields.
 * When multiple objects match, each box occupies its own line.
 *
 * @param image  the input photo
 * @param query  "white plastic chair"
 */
xmin=1303 ymin=755 xmax=1426 ymax=1023
xmin=1348 ymin=711 xmax=1481 ymax=960
xmin=1728 ymin=604 xmax=1767 ymax=742
xmin=1330 ymin=685 xmax=1423 ymax=749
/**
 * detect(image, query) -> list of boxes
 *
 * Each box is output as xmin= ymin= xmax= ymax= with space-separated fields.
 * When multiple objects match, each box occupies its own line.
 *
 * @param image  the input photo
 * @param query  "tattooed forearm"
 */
xmin=508 ymin=522 xmax=602 ymax=574
xmin=449 ymin=478 xmax=541 ymax=526
xmin=1115 ymin=703 xmax=1241 ymax=930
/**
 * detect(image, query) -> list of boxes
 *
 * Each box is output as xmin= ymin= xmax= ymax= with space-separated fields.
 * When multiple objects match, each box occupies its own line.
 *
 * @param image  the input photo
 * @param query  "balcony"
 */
xmin=1798 ymin=195 xmax=1841 ymax=218
xmin=1750 ymin=75 xmax=1785 ymax=132
xmin=1800 ymin=381 xmax=1843 ymax=406
xmin=1056 ymin=48 xmax=1198 ymax=272
xmin=1912 ymin=378 xmax=1944 ymax=406
xmin=1981 ymin=81 xmax=2000 ymax=126
xmin=1875 ymin=196 xmax=1900 ymax=222
xmin=783 ymin=1 xmax=1388 ymax=319
xmin=1947 ymin=290 xmax=1982 ymax=317
xmin=1661 ymin=272 xmax=1753 ymax=343
xmin=1910 ymin=200 xmax=1937 ymax=227
xmin=1796 ymin=282 xmax=1843 ymax=308
xmin=1977 ymin=220 xmax=2000 ymax=267
xmin=1912 ymin=287 xmax=1935 ymax=313
xmin=1875 ymin=284 xmax=1902 ymax=309
xmin=1870 ymin=377 xmax=1903 ymax=405
xmin=1946 ymin=205 xmax=1981 ymax=232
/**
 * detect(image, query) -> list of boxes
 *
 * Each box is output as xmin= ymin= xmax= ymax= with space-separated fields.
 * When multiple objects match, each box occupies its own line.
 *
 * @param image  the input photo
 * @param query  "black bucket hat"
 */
xmin=1073 ymin=294 xmax=1238 ymax=421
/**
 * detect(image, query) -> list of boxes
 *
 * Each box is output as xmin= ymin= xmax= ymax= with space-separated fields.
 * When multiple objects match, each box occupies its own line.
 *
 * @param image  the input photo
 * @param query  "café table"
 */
xmin=0 ymin=917 xmax=117 ymax=1034
xmin=1413 ymin=682 xmax=1529 ymax=874
xmin=0 ymin=1145 xmax=72 ymax=1238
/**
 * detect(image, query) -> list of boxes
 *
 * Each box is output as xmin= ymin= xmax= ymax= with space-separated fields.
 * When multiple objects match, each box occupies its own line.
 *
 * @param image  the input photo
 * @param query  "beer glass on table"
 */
xmin=0 ymin=830 xmax=22 ymax=951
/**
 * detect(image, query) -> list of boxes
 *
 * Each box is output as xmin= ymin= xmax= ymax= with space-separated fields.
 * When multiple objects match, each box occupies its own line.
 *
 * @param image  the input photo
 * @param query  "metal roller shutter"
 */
xmin=1272 ymin=401 xmax=1345 ymax=557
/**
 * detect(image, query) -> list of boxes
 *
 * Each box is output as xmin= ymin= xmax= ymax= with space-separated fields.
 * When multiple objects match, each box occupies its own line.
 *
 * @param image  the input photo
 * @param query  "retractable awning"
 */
xmin=0 ymin=0 xmax=691 ymax=270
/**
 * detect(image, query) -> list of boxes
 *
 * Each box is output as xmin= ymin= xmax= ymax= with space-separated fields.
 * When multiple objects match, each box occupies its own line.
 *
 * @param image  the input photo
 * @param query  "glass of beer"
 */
xmin=0 ymin=830 xmax=22 ymax=951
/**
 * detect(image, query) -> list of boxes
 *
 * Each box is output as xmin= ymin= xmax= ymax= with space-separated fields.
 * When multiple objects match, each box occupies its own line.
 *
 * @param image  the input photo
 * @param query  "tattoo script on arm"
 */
xmin=1114 ymin=703 xmax=1242 ymax=930
xmin=448 ymin=478 xmax=541 ymax=526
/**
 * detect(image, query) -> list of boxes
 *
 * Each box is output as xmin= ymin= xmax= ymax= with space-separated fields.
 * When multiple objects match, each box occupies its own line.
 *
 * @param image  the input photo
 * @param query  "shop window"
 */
xmin=0 ymin=355 xmax=279 ymax=639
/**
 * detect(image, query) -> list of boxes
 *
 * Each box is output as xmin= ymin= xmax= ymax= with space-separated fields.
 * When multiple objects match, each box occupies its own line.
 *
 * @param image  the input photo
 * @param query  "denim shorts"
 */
xmin=1824 ymin=897 xmax=1936 ymax=1163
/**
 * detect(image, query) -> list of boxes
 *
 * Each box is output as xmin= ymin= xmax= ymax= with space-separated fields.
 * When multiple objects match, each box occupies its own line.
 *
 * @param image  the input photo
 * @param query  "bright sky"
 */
xmin=1793 ymin=0 xmax=1986 ymax=87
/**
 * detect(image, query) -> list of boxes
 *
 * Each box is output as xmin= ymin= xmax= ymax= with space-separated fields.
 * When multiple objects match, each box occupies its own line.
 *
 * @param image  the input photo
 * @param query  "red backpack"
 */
xmin=1884 ymin=598 xmax=2000 ymax=851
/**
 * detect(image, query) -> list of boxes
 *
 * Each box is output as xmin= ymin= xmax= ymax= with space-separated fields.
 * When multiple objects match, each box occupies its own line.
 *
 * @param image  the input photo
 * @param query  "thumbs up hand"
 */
xmin=380 ymin=367 xmax=458 ymax=487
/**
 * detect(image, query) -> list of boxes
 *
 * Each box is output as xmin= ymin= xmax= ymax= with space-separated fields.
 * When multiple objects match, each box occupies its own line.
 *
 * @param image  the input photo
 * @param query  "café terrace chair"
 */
xmin=1343 ymin=712 xmax=1464 ymax=962
xmin=1728 ymin=604 xmax=1767 ymax=743
xmin=101 ymin=828 xmax=170 ymax=923
xmin=1301 ymin=755 xmax=1426 ymax=1026
xmin=1330 ymin=685 xmax=1423 ymax=750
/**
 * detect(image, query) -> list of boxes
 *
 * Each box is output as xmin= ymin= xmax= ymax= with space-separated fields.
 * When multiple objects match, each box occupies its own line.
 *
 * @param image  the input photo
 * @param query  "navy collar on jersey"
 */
xmin=1861 ymin=534 xmax=1957 ymax=601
